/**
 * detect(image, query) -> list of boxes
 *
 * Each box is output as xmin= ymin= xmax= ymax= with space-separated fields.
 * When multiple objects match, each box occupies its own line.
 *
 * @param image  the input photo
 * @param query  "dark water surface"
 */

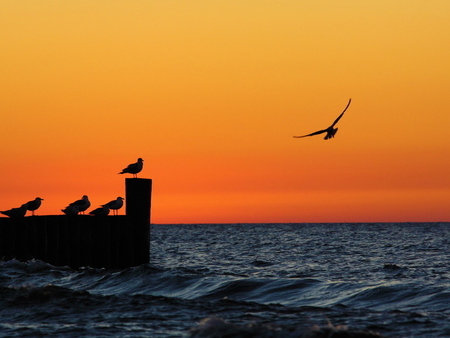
xmin=1 ymin=223 xmax=450 ymax=337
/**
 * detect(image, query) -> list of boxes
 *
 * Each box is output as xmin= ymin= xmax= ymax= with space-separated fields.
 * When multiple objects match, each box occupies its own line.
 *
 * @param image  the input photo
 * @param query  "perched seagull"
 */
xmin=26 ymin=197 xmax=44 ymax=216
xmin=89 ymin=205 xmax=110 ymax=216
xmin=104 ymin=197 xmax=124 ymax=215
xmin=119 ymin=158 xmax=144 ymax=178
xmin=67 ymin=195 xmax=91 ymax=215
xmin=1 ymin=203 xmax=29 ymax=218
xmin=293 ymin=98 xmax=352 ymax=140
xmin=61 ymin=205 xmax=80 ymax=216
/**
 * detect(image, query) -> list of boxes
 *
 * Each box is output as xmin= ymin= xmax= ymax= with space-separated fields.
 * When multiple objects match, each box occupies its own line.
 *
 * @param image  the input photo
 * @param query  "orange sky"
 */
xmin=1 ymin=1 xmax=450 ymax=223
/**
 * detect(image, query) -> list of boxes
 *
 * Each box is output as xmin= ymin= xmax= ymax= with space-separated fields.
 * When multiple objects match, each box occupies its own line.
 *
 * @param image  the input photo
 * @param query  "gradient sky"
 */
xmin=1 ymin=1 xmax=450 ymax=223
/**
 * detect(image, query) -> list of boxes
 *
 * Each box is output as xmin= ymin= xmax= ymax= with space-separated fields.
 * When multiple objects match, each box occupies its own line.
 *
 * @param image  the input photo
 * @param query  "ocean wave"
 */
xmin=1 ymin=223 xmax=450 ymax=337
xmin=189 ymin=316 xmax=386 ymax=338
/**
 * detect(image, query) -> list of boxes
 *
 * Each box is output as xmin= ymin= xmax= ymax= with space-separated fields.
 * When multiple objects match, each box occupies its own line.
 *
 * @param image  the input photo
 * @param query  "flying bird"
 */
xmin=104 ymin=197 xmax=124 ymax=215
xmin=66 ymin=195 xmax=91 ymax=215
xmin=293 ymin=98 xmax=352 ymax=140
xmin=119 ymin=158 xmax=144 ymax=178
xmin=26 ymin=197 xmax=44 ymax=216
xmin=1 ymin=203 xmax=29 ymax=218
xmin=89 ymin=205 xmax=110 ymax=216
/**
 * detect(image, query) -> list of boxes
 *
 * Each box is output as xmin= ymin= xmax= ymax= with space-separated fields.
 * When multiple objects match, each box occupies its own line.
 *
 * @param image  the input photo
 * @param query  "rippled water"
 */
xmin=1 ymin=223 xmax=450 ymax=337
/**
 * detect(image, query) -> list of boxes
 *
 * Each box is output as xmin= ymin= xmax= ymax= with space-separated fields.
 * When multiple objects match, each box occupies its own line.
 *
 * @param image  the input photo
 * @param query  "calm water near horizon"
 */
xmin=1 ymin=222 xmax=450 ymax=337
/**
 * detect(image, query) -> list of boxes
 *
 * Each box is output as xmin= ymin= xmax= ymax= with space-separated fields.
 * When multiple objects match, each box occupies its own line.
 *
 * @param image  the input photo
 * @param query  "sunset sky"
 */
xmin=1 ymin=1 xmax=450 ymax=223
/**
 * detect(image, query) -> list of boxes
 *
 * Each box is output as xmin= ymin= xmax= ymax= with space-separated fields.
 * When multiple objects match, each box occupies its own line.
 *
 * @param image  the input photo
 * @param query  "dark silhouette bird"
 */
xmin=61 ymin=205 xmax=80 ymax=216
xmin=89 ymin=205 xmax=110 ymax=216
xmin=26 ymin=197 xmax=44 ymax=216
xmin=66 ymin=195 xmax=90 ymax=215
xmin=118 ymin=158 xmax=144 ymax=178
xmin=104 ymin=197 xmax=124 ymax=215
xmin=294 ymin=98 xmax=352 ymax=140
xmin=1 ymin=203 xmax=29 ymax=218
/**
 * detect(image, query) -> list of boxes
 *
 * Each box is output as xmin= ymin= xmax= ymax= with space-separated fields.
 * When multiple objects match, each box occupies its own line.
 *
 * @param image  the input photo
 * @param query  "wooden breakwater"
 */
xmin=0 ymin=178 xmax=152 ymax=269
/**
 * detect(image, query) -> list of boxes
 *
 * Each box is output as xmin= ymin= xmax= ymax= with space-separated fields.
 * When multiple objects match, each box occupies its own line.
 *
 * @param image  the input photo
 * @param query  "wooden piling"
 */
xmin=125 ymin=178 xmax=152 ymax=267
xmin=0 ymin=178 xmax=152 ymax=269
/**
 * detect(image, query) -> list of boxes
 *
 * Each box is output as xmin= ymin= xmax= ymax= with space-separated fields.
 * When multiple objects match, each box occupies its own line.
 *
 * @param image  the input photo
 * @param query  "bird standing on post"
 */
xmin=26 ymin=197 xmax=44 ymax=216
xmin=89 ymin=205 xmax=110 ymax=216
xmin=61 ymin=205 xmax=80 ymax=216
xmin=1 ymin=203 xmax=29 ymax=218
xmin=66 ymin=195 xmax=91 ymax=215
xmin=104 ymin=197 xmax=124 ymax=215
xmin=118 ymin=158 xmax=144 ymax=178
xmin=294 ymin=98 xmax=352 ymax=140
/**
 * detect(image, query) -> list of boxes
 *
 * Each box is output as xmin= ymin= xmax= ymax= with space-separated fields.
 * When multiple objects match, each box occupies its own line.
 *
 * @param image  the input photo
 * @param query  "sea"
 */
xmin=1 ymin=222 xmax=450 ymax=338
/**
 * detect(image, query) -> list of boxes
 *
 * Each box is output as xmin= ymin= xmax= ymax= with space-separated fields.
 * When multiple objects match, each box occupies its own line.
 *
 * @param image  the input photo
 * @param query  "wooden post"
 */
xmin=15 ymin=220 xmax=29 ymax=261
xmin=34 ymin=217 xmax=48 ymax=262
xmin=0 ymin=178 xmax=152 ymax=269
xmin=125 ymin=178 xmax=152 ymax=266
xmin=0 ymin=219 xmax=14 ymax=260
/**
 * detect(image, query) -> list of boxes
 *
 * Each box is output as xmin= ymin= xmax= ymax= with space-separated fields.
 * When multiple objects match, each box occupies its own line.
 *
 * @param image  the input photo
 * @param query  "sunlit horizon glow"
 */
xmin=1 ymin=1 xmax=450 ymax=223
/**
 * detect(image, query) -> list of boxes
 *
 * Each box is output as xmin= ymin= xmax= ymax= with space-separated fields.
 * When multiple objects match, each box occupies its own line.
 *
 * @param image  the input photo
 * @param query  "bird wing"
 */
xmin=330 ymin=98 xmax=352 ymax=128
xmin=293 ymin=129 xmax=328 ymax=138
xmin=123 ymin=163 xmax=137 ymax=172
xmin=69 ymin=200 xmax=83 ymax=207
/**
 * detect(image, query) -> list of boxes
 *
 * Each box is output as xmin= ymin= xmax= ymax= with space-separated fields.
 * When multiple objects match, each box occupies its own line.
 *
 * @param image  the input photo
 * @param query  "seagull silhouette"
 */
xmin=1 ymin=203 xmax=29 ymax=218
xmin=26 ymin=197 xmax=44 ymax=216
xmin=67 ymin=195 xmax=90 ymax=215
xmin=293 ymin=98 xmax=352 ymax=140
xmin=61 ymin=205 xmax=80 ymax=216
xmin=119 ymin=158 xmax=144 ymax=178
xmin=104 ymin=197 xmax=124 ymax=215
xmin=89 ymin=205 xmax=110 ymax=216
